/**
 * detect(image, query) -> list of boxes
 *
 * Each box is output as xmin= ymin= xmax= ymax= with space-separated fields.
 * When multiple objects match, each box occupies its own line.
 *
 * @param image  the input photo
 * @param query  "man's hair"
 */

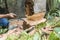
xmin=0 ymin=7 xmax=9 ymax=14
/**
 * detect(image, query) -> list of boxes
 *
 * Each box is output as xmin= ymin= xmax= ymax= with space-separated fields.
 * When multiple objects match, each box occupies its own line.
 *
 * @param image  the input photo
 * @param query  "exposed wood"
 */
xmin=22 ymin=18 xmax=46 ymax=26
xmin=26 ymin=12 xmax=45 ymax=21
xmin=25 ymin=0 xmax=34 ymax=16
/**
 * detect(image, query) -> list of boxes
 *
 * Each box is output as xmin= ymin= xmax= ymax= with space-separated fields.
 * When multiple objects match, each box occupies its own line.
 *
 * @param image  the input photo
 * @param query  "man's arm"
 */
xmin=0 ymin=13 xmax=16 ymax=18
xmin=0 ymin=14 xmax=9 ymax=18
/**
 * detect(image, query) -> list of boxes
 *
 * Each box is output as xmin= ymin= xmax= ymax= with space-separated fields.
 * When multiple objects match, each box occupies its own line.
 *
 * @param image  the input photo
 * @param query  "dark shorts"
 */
xmin=0 ymin=18 xmax=9 ymax=27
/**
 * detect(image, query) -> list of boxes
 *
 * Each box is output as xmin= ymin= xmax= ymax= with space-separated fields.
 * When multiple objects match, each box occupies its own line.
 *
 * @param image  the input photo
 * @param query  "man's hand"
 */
xmin=6 ymin=13 xmax=17 ymax=19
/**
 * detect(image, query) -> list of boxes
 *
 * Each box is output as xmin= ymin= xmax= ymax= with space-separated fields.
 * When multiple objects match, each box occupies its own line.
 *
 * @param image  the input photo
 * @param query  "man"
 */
xmin=0 ymin=7 xmax=16 ymax=28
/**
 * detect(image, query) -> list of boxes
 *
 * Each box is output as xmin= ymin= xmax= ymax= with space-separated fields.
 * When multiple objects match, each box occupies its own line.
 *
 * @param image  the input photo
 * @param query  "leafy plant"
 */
xmin=45 ymin=8 xmax=60 ymax=19
xmin=46 ymin=17 xmax=60 ymax=27
xmin=49 ymin=27 xmax=60 ymax=40
xmin=49 ymin=32 xmax=60 ymax=40
xmin=0 ymin=28 xmax=8 ymax=34
xmin=6 ymin=34 xmax=19 ymax=40
xmin=35 ymin=22 xmax=46 ymax=30
xmin=6 ymin=31 xmax=41 ymax=40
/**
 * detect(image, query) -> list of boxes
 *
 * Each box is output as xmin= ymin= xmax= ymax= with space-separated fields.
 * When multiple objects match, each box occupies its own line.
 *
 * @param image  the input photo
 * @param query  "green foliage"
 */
xmin=33 ymin=32 xmax=41 ymax=40
xmin=49 ymin=32 xmax=60 ymax=40
xmin=46 ymin=8 xmax=60 ymax=19
xmin=46 ymin=0 xmax=60 ymax=19
xmin=0 ymin=28 xmax=8 ymax=34
xmin=35 ymin=22 xmax=46 ymax=30
xmin=49 ymin=27 xmax=60 ymax=40
xmin=54 ymin=27 xmax=60 ymax=38
xmin=54 ymin=27 xmax=60 ymax=33
xmin=58 ymin=0 xmax=60 ymax=2
xmin=6 ymin=34 xmax=19 ymax=40
xmin=6 ymin=31 xmax=41 ymax=40
xmin=46 ymin=17 xmax=60 ymax=27
xmin=18 ymin=31 xmax=31 ymax=40
xmin=19 ymin=31 xmax=41 ymax=40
